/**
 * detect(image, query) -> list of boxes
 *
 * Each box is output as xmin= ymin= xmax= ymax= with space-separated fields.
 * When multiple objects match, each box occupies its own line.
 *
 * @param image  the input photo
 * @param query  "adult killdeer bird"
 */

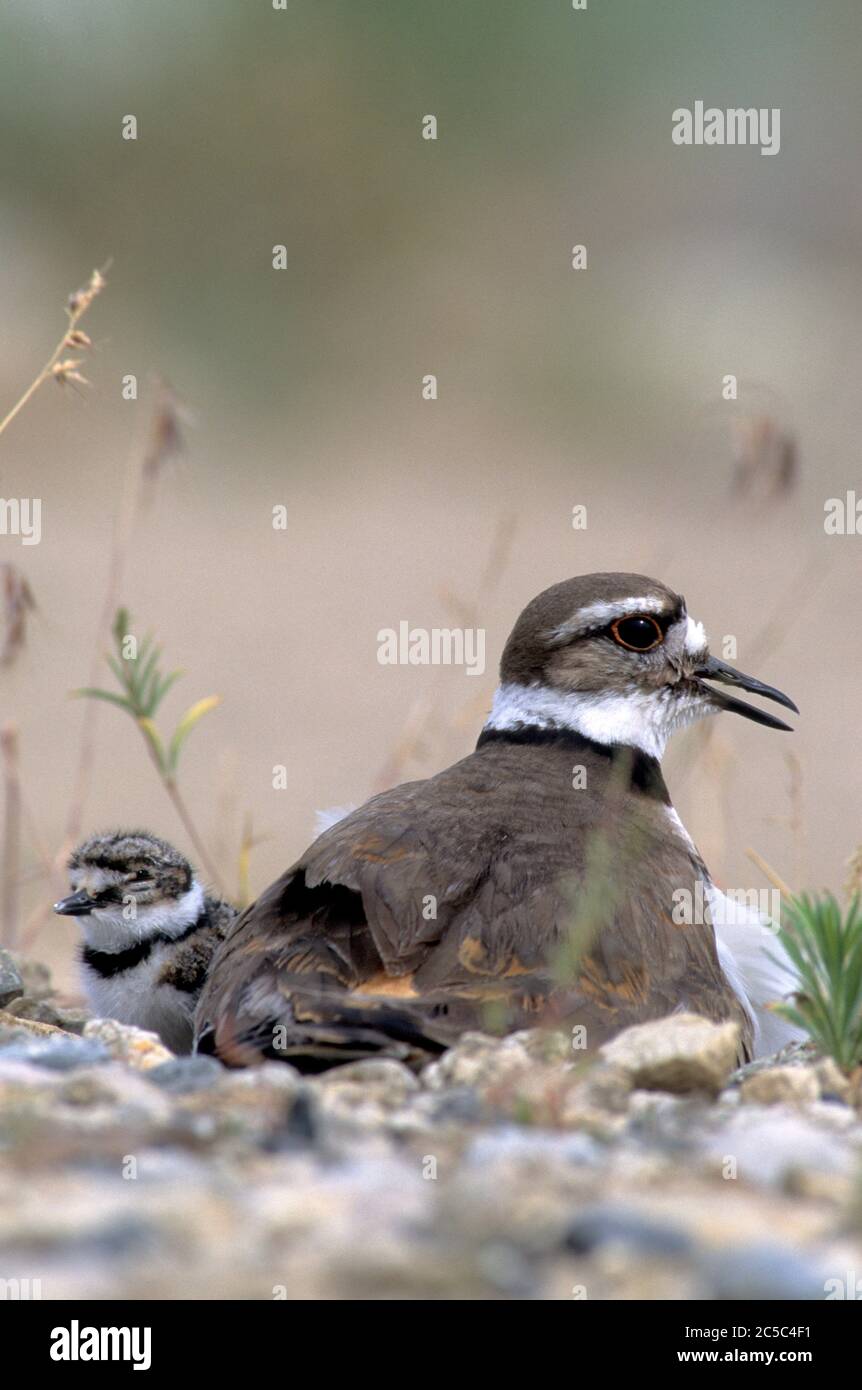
xmin=55 ymin=831 xmax=236 ymax=1054
xmin=196 ymin=573 xmax=801 ymax=1070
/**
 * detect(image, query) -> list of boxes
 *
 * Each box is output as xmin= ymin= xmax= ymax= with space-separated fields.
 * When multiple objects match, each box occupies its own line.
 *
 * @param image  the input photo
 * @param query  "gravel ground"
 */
xmin=1 ymin=948 xmax=861 ymax=1301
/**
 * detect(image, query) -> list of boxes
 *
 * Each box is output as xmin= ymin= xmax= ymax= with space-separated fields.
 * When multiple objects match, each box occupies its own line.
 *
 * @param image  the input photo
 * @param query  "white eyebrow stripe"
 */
xmin=74 ymin=868 xmax=111 ymax=894
xmin=547 ymin=594 xmax=669 ymax=644
xmin=684 ymin=615 xmax=708 ymax=654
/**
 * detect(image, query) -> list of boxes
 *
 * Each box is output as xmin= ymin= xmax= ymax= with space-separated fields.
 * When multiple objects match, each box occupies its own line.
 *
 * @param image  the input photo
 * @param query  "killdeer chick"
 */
xmin=196 ymin=573 xmax=801 ymax=1071
xmin=55 ymin=831 xmax=236 ymax=1054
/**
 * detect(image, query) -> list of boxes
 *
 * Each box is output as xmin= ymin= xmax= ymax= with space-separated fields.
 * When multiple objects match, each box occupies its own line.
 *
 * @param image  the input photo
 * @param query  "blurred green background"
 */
xmin=1 ymin=0 xmax=860 ymax=988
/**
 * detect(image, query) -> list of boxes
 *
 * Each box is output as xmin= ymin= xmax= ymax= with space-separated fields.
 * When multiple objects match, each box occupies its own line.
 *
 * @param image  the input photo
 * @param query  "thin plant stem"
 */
xmin=164 ymin=779 xmax=223 ymax=893
xmin=746 ymin=846 xmax=794 ymax=899
xmin=0 ymin=264 xmax=107 ymax=444
xmin=62 ymin=431 xmax=145 ymax=849
xmin=137 ymin=728 xmax=223 ymax=895
xmin=0 ymin=724 xmax=21 ymax=948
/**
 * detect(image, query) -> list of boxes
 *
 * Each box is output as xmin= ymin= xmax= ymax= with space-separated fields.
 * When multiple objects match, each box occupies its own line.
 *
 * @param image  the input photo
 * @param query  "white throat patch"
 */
xmin=78 ymin=879 xmax=205 ymax=953
xmin=485 ymin=681 xmax=711 ymax=760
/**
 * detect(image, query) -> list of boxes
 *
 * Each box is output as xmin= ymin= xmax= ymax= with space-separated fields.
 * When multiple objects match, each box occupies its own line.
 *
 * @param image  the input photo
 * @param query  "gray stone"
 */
xmin=704 ymin=1108 xmax=858 ymax=1187
xmin=2 ymin=950 xmax=861 ymax=1301
xmin=599 ymin=1013 xmax=741 ymax=1095
xmin=317 ymin=1057 xmax=419 ymax=1108
xmin=0 ymin=948 xmax=24 ymax=1008
xmin=423 ymin=1086 xmax=484 ymax=1124
xmin=698 ymin=1242 xmax=825 ymax=1300
xmin=741 ymin=1065 xmax=819 ymax=1106
xmin=421 ymin=1031 xmax=535 ymax=1092
xmin=813 ymin=1057 xmax=851 ymax=1103
xmin=83 ymin=1018 xmax=174 ymax=1069
xmin=3 ymin=996 xmax=68 ymax=1028
xmin=15 ymin=955 xmax=53 ymax=1001
xmin=0 ymin=1035 xmax=109 ymax=1071
xmin=148 ymin=1056 xmax=224 ymax=1093
xmin=465 ymin=1126 xmax=602 ymax=1170
xmin=564 ymin=1203 xmax=694 ymax=1257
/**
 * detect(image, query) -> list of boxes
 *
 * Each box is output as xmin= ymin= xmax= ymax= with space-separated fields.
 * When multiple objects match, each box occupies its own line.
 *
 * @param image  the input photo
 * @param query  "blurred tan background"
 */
xmin=0 ymin=0 xmax=860 ymax=992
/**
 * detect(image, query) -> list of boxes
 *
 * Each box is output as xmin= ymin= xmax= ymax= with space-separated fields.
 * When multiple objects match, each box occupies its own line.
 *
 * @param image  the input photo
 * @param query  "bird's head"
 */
xmin=54 ymin=830 xmax=201 ymax=941
xmin=489 ymin=573 xmax=797 ymax=760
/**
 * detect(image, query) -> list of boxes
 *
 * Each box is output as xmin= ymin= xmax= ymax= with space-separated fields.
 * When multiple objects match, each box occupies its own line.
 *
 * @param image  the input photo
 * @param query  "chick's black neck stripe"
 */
xmin=81 ymin=911 xmax=206 ymax=978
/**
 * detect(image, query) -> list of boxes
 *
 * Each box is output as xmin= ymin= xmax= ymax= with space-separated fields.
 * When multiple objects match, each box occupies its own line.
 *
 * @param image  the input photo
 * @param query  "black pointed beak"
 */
xmin=53 ymin=890 xmax=97 ymax=917
xmin=693 ymin=655 xmax=798 ymax=731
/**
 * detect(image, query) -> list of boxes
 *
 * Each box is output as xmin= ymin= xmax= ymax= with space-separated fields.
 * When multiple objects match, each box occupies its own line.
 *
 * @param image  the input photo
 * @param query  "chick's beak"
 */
xmin=692 ymin=655 xmax=798 ymax=731
xmin=53 ymin=890 xmax=97 ymax=916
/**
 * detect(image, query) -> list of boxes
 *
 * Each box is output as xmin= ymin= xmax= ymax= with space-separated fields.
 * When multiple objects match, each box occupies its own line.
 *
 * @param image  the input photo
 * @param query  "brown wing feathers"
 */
xmin=195 ymin=738 xmax=752 ymax=1068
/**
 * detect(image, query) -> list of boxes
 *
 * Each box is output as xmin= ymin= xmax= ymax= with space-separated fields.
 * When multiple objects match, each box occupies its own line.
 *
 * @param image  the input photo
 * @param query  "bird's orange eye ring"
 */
xmin=610 ymin=615 xmax=664 ymax=652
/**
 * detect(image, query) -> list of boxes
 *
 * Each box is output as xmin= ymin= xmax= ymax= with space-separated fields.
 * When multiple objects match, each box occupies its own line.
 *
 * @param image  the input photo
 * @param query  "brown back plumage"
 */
xmin=195 ymin=734 xmax=751 ymax=1068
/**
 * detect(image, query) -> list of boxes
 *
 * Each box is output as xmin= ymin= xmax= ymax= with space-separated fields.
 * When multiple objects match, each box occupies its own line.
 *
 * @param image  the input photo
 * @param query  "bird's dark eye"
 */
xmin=611 ymin=615 xmax=663 ymax=652
xmin=132 ymin=869 xmax=151 ymax=883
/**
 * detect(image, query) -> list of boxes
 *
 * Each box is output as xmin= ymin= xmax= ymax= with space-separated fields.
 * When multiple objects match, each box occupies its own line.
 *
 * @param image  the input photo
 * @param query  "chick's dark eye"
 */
xmin=611 ymin=615 xmax=663 ymax=652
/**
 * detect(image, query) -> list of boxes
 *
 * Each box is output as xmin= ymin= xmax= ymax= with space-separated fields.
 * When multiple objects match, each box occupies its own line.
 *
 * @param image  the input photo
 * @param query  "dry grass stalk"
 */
xmin=19 ymin=793 xmax=67 ymax=952
xmin=237 ymin=813 xmax=267 ymax=908
xmin=1 ymin=724 xmax=21 ymax=948
xmin=0 ymin=266 xmax=225 ymax=945
xmin=845 ymin=846 xmax=862 ymax=901
xmin=784 ymin=750 xmax=805 ymax=886
xmin=730 ymin=415 xmax=797 ymax=502
xmin=745 ymin=846 xmax=794 ymax=899
xmin=63 ymin=382 xmax=188 ymax=850
xmin=0 ymin=267 xmax=107 ymax=945
xmin=0 ymin=565 xmax=36 ymax=668
xmin=0 ymin=266 xmax=107 ymax=442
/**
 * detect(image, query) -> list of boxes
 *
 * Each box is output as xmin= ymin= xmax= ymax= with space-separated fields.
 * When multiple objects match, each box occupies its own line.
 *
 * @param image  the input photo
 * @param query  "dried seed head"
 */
xmin=731 ymin=415 xmax=797 ymax=501
xmin=65 ymin=329 xmax=92 ymax=349
xmin=52 ymin=359 xmax=90 ymax=389
xmin=67 ymin=266 xmax=108 ymax=319
xmin=142 ymin=381 xmax=188 ymax=482
xmin=0 ymin=565 xmax=36 ymax=667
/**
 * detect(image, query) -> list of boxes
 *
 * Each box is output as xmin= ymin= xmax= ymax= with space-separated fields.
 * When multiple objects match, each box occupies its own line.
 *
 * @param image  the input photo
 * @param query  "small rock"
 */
xmin=422 ymin=1032 xmax=536 ymax=1093
xmin=317 ymin=1058 xmax=419 ymax=1107
xmin=564 ymin=1203 xmax=694 ymax=1258
xmin=148 ymin=1056 xmax=224 ymax=1093
xmin=733 ymin=1036 xmax=817 ymax=1083
xmin=0 ymin=948 xmax=24 ymax=1008
xmin=0 ymin=1011 xmax=78 ymax=1041
xmin=15 ymin=955 xmax=54 ymax=1001
xmin=284 ymin=1088 xmax=320 ymax=1144
xmin=508 ymin=1029 xmax=572 ymax=1064
xmin=4 ymin=999 xmax=89 ymax=1034
xmin=464 ymin=1126 xmax=601 ymax=1170
xmin=698 ymin=1241 xmax=825 ymax=1300
xmin=474 ymin=1240 xmax=536 ymax=1298
xmin=0 ymin=1036 xmax=109 ymax=1072
xmin=814 ymin=1057 xmax=851 ymax=1104
xmin=599 ymin=1013 xmax=740 ymax=1096
xmin=422 ymin=1032 xmax=513 ymax=1091
xmin=83 ymin=1018 xmax=174 ymax=1070
xmin=741 ymin=1065 xmax=819 ymax=1106
xmin=704 ymin=1108 xmax=857 ymax=1187
xmin=3 ymin=996 xmax=68 ymax=1028
xmin=422 ymin=1086 xmax=484 ymax=1124
xmin=557 ymin=1066 xmax=632 ymax=1136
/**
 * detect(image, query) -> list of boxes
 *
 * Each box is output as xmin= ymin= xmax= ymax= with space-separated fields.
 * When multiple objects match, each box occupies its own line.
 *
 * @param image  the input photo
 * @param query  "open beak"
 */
xmin=693 ymin=655 xmax=798 ymax=732
xmin=53 ymin=890 xmax=97 ymax=917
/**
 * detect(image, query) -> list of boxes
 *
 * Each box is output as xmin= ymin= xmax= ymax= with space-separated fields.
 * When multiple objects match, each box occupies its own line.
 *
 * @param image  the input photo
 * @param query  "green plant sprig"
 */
xmin=75 ymin=607 xmax=223 ymax=891
xmin=771 ymin=892 xmax=862 ymax=1072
